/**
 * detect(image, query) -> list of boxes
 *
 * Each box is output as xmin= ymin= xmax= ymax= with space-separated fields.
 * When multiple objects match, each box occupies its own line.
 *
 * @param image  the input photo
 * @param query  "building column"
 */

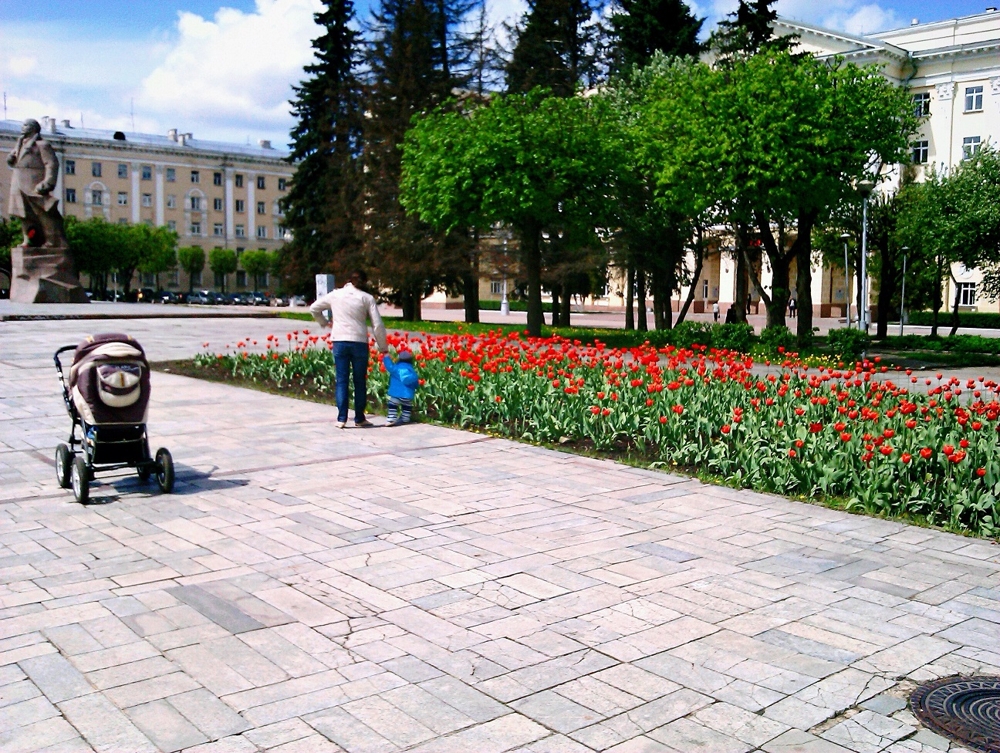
xmin=246 ymin=173 xmax=256 ymax=240
xmin=155 ymin=166 xmax=165 ymax=227
xmin=719 ymin=249 xmax=736 ymax=306
xmin=810 ymin=255 xmax=824 ymax=316
xmin=225 ymin=168 xmax=234 ymax=241
xmin=131 ymin=162 xmax=141 ymax=223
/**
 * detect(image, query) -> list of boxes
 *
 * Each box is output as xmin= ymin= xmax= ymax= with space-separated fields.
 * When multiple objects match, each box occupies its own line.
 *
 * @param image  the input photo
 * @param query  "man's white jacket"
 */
xmin=309 ymin=283 xmax=387 ymax=351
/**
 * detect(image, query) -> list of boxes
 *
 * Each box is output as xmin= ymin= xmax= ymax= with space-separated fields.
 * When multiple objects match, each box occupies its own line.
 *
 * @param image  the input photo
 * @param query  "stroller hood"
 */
xmin=69 ymin=334 xmax=151 ymax=425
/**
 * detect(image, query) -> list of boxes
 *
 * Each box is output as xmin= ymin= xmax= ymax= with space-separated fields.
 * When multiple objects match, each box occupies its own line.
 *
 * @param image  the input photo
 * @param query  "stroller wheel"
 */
xmin=155 ymin=448 xmax=174 ymax=493
xmin=71 ymin=457 xmax=90 ymax=504
xmin=55 ymin=444 xmax=73 ymax=489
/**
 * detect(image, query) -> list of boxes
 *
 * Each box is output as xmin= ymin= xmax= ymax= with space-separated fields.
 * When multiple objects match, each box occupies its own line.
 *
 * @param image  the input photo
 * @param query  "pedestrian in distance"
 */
xmin=309 ymin=270 xmax=388 ymax=428
xmin=712 ymin=301 xmax=720 ymax=322
xmin=789 ymin=298 xmax=797 ymax=318
xmin=383 ymin=350 xmax=419 ymax=426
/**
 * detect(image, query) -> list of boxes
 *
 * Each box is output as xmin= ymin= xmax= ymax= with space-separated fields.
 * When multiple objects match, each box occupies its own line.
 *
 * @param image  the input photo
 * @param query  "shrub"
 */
xmin=669 ymin=321 xmax=715 ymax=349
xmin=712 ymin=322 xmax=755 ymax=353
xmin=908 ymin=311 xmax=1000 ymax=329
xmin=758 ymin=326 xmax=797 ymax=355
xmin=827 ymin=328 xmax=871 ymax=360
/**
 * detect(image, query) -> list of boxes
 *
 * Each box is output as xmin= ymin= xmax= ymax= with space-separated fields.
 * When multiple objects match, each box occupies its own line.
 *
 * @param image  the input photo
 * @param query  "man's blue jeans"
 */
xmin=332 ymin=341 xmax=369 ymax=423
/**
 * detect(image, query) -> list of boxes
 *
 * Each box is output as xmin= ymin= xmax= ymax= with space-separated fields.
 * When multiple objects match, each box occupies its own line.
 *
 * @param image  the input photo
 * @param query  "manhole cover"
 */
xmin=911 ymin=676 xmax=1000 ymax=753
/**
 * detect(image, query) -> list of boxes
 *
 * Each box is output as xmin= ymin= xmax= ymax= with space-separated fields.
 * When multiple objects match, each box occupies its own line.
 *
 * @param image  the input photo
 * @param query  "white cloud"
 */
xmin=136 ymin=0 xmax=323 ymax=147
xmin=700 ymin=0 xmax=901 ymax=35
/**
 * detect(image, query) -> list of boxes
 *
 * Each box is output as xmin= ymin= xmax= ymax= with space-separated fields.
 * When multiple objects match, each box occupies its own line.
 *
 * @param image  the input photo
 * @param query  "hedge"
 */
xmin=907 ymin=311 xmax=1000 ymax=330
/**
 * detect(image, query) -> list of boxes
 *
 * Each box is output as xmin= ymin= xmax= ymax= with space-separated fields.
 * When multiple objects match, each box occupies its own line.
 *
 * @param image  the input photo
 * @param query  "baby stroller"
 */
xmin=54 ymin=333 xmax=174 ymax=504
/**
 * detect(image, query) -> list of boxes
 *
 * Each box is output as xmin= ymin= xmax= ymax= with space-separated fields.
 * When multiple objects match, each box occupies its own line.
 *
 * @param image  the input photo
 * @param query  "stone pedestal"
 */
xmin=10 ymin=245 xmax=89 ymax=303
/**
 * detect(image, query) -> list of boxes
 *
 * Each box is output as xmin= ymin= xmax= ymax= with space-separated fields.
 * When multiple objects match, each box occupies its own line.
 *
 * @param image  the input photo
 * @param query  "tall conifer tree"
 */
xmin=609 ymin=0 xmax=702 ymax=72
xmin=280 ymin=0 xmax=363 ymax=293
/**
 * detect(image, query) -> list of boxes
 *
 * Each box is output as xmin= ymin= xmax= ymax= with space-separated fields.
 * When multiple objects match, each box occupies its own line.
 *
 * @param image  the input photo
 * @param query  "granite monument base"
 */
xmin=10 ymin=245 xmax=89 ymax=304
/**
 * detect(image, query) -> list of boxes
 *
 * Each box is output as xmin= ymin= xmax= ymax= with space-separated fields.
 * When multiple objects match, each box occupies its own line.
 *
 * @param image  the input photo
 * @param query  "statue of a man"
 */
xmin=6 ymin=118 xmax=66 ymax=247
xmin=5 ymin=118 xmax=86 ymax=302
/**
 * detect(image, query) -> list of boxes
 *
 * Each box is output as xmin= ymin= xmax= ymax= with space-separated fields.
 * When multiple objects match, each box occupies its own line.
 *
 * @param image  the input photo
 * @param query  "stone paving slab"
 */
xmin=0 ymin=317 xmax=998 ymax=752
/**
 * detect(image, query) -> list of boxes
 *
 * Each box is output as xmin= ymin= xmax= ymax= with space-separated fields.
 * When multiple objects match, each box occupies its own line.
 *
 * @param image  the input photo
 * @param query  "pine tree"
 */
xmin=609 ymin=0 xmax=703 ymax=72
xmin=711 ymin=0 xmax=795 ymax=60
xmin=456 ymin=0 xmax=505 ymax=95
xmin=362 ymin=0 xmax=466 ymax=320
xmin=505 ymin=0 xmax=602 ymax=96
xmin=279 ymin=0 xmax=364 ymax=294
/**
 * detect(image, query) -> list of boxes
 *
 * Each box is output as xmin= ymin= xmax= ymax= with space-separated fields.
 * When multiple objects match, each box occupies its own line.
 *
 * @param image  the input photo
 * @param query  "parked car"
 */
xmin=228 ymin=292 xmax=250 ymax=305
xmin=158 ymin=291 xmax=182 ymax=304
xmin=288 ymin=295 xmax=307 ymax=307
xmin=269 ymin=295 xmax=286 ymax=307
xmin=136 ymin=288 xmax=157 ymax=303
xmin=247 ymin=292 xmax=268 ymax=306
xmin=208 ymin=291 xmax=230 ymax=305
xmin=187 ymin=290 xmax=212 ymax=305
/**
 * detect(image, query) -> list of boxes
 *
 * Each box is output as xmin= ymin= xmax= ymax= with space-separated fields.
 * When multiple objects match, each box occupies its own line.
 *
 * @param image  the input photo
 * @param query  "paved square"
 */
xmin=1 ymin=317 xmax=998 ymax=752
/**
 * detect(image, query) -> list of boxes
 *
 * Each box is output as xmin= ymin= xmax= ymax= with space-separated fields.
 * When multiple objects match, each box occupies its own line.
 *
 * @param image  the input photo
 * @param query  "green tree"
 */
xmin=0 ymin=217 xmax=19 ymax=283
xmin=241 ymin=249 xmax=272 ymax=292
xmin=710 ymin=0 xmax=794 ymax=60
xmin=177 ymin=246 xmax=206 ymax=293
xmin=609 ymin=0 xmax=702 ymax=73
xmin=402 ymin=89 xmax=621 ymax=335
xmin=135 ymin=225 xmax=178 ymax=291
xmin=280 ymin=0 xmax=364 ymax=294
xmin=209 ymin=248 xmax=238 ymax=293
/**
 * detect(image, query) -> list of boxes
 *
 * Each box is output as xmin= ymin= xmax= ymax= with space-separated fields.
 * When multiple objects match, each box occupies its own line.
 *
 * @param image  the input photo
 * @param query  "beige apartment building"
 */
xmin=0 ymin=117 xmax=295 ymax=293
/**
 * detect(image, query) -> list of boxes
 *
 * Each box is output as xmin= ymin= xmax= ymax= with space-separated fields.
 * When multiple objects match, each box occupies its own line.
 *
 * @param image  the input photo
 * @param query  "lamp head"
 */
xmin=857 ymin=179 xmax=876 ymax=198
xmin=840 ymin=232 xmax=851 ymax=240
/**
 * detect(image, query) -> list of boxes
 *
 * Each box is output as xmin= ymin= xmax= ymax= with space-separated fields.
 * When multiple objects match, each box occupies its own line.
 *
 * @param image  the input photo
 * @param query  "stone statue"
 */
xmin=6 ymin=118 xmax=87 ymax=303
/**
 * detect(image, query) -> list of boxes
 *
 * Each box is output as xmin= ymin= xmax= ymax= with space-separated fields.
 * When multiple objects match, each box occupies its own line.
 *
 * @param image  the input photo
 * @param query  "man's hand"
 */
xmin=35 ymin=183 xmax=52 ymax=196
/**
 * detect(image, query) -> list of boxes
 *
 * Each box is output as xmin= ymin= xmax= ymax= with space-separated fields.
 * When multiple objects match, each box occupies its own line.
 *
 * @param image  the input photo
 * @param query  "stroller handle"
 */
xmin=54 ymin=344 xmax=76 ymax=371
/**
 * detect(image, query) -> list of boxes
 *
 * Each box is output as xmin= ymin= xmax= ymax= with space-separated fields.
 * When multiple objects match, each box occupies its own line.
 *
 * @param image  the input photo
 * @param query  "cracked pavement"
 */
xmin=1 ymin=317 xmax=999 ymax=753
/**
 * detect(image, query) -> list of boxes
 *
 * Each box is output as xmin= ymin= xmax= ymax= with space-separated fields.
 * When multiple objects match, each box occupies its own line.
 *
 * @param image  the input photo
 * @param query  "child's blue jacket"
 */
xmin=383 ymin=355 xmax=419 ymax=400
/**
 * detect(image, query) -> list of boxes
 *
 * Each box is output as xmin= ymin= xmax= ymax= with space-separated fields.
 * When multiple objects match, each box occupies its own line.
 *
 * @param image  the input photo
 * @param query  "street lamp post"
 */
xmin=840 ymin=232 xmax=852 ymax=329
xmin=857 ymin=180 xmax=875 ymax=331
xmin=500 ymin=239 xmax=510 ymax=316
xmin=899 ymin=247 xmax=908 ymax=337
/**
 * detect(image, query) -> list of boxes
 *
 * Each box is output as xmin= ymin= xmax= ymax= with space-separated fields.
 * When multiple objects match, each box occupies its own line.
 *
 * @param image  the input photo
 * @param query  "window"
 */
xmin=144 ymin=219 xmax=154 ymax=227
xmin=118 ymin=163 xmax=128 ymax=179
xmin=117 ymin=192 xmax=128 ymax=206
xmin=490 ymin=280 xmax=503 ymax=295
xmin=257 ymin=176 xmax=266 ymax=190
xmin=191 ymin=170 xmax=200 ymax=183
xmin=912 ymin=92 xmax=931 ymax=117
xmin=142 ymin=273 xmax=155 ymax=287
xmin=965 ymin=86 xmax=984 ymax=112
xmin=91 ymin=190 xmax=103 ymax=206
xmin=166 ymin=167 xmax=176 ymax=182
xmin=275 ymin=224 xmax=285 ymax=239
xmin=213 ymin=197 xmax=223 ymax=211
xmin=141 ymin=165 xmax=152 ymax=180
xmin=235 ymin=174 xmax=244 ymax=188
xmin=256 ymin=226 xmax=267 ymax=239
xmin=235 ymin=199 xmax=245 ymax=213
xmin=257 ymin=201 xmax=266 ymax=215
xmin=958 ymin=282 xmax=977 ymax=306
xmin=166 ymin=195 xmax=176 ymax=209
xmin=278 ymin=178 xmax=286 ymax=191
xmin=118 ymin=218 xmax=129 ymax=225
xmin=91 ymin=162 xmax=102 ymax=177
xmin=65 ymin=188 xmax=77 ymax=203
xmin=235 ymin=224 xmax=245 ymax=237
xmin=963 ymin=136 xmax=982 ymax=159
xmin=214 ymin=272 xmax=226 ymax=288
xmin=190 ymin=222 xmax=202 ymax=235
xmin=213 ymin=223 xmax=224 ymax=236
xmin=167 ymin=220 xmax=177 ymax=231
xmin=142 ymin=193 xmax=152 ymax=207
xmin=190 ymin=196 xmax=201 ymax=211
xmin=65 ymin=159 xmax=76 ymax=175
xmin=702 ymin=280 xmax=709 ymax=299
xmin=213 ymin=172 xmax=223 ymax=186
xmin=237 ymin=271 xmax=247 ymax=288
xmin=169 ymin=269 xmax=180 ymax=287
xmin=912 ymin=140 xmax=929 ymax=164
xmin=191 ymin=271 xmax=201 ymax=286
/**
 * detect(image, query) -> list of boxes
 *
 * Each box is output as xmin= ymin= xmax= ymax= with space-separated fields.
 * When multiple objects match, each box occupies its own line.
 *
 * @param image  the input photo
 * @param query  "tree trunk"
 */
xmin=755 ymin=212 xmax=789 ymax=329
xmin=676 ymin=244 xmax=703 ymax=327
xmin=522 ymin=224 xmax=543 ymax=337
xmin=875 ymin=243 xmax=895 ymax=341
xmin=931 ymin=255 xmax=944 ymax=337
xmin=795 ymin=211 xmax=815 ymax=345
xmin=949 ymin=274 xmax=961 ymax=337
xmin=413 ymin=289 xmax=422 ymax=321
xmin=560 ymin=278 xmax=571 ymax=328
xmin=463 ymin=243 xmax=480 ymax=324
xmin=550 ymin=283 xmax=561 ymax=327
xmin=625 ymin=265 xmax=635 ymax=330
xmin=637 ymin=268 xmax=648 ymax=332
xmin=732 ymin=227 xmax=749 ymax=324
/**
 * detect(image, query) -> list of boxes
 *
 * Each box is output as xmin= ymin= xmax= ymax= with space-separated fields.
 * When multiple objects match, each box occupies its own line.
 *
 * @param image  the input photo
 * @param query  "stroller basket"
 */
xmin=54 ymin=334 xmax=174 ymax=503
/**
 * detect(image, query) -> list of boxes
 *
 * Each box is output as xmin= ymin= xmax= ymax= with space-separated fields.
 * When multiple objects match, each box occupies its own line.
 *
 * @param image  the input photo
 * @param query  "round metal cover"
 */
xmin=910 ymin=675 xmax=1000 ymax=753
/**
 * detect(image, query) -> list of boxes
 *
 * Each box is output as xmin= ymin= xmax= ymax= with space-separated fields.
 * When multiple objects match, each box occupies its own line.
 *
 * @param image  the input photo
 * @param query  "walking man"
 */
xmin=310 ymin=270 xmax=388 ymax=428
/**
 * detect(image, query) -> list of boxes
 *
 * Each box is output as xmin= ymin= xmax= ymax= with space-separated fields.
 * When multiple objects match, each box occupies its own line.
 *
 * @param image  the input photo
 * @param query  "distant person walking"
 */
xmin=310 ymin=270 xmax=388 ymax=428
xmin=789 ymin=298 xmax=797 ymax=318
xmin=712 ymin=301 xmax=720 ymax=322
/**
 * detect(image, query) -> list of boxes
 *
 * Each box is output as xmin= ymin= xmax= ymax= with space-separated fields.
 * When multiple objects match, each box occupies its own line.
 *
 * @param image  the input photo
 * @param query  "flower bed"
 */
xmin=196 ymin=328 xmax=1000 ymax=537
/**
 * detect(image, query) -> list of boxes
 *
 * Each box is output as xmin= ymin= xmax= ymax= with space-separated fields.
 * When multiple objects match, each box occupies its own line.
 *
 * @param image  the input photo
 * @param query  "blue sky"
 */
xmin=0 ymin=1 xmax=993 ymax=148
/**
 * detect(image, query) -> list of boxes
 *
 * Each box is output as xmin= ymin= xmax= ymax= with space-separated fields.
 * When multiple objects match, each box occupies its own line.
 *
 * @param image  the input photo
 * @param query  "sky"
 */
xmin=0 ymin=0 xmax=993 ymax=150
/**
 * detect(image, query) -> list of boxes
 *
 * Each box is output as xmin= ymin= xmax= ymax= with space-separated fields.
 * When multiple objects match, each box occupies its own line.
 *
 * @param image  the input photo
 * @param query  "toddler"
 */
xmin=383 ymin=350 xmax=419 ymax=426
